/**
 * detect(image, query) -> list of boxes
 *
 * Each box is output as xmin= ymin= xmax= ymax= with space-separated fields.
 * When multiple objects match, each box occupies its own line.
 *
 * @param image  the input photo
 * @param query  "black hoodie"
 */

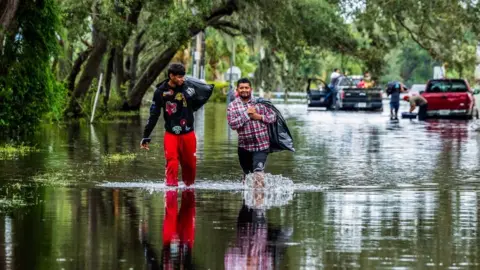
xmin=143 ymin=80 xmax=196 ymax=137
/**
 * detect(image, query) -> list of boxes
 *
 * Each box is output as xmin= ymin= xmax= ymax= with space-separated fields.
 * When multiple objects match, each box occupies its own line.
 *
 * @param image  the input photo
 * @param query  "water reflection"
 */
xmin=225 ymin=200 xmax=292 ymax=269
xmin=141 ymin=189 xmax=196 ymax=269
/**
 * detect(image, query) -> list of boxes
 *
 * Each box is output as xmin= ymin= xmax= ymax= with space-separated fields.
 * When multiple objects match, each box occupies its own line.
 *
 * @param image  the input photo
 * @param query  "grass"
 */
xmin=32 ymin=171 xmax=74 ymax=187
xmin=0 ymin=198 xmax=28 ymax=211
xmin=106 ymin=111 xmax=140 ymax=117
xmin=103 ymin=153 xmax=137 ymax=164
xmin=0 ymin=144 xmax=39 ymax=160
xmin=0 ymin=183 xmax=31 ymax=212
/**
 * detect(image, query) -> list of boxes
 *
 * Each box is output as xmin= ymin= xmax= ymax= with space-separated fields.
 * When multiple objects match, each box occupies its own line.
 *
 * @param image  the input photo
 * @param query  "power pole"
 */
xmin=475 ymin=41 xmax=480 ymax=85
xmin=191 ymin=31 xmax=205 ymax=79
xmin=200 ymin=32 xmax=206 ymax=80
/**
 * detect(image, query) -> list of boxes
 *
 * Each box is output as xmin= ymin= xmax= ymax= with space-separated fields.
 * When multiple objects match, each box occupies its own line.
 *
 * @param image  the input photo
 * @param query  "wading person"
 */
xmin=140 ymin=63 xmax=197 ymax=187
xmin=403 ymin=95 xmax=428 ymax=121
xmin=386 ymin=81 xmax=407 ymax=120
xmin=227 ymin=78 xmax=276 ymax=188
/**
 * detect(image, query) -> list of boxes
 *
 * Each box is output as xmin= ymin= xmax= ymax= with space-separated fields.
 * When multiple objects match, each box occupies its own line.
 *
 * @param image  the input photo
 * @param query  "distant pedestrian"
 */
xmin=386 ymin=81 xmax=408 ymax=120
xmin=329 ymin=68 xmax=342 ymax=106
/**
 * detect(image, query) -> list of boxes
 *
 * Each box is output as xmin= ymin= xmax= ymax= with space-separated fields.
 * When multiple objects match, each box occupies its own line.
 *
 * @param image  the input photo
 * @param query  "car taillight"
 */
xmin=341 ymin=91 xmax=345 ymax=99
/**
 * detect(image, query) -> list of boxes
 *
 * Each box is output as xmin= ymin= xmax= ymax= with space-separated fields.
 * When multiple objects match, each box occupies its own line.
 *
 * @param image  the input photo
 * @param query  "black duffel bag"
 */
xmin=184 ymin=77 xmax=215 ymax=111
xmin=256 ymin=98 xmax=295 ymax=153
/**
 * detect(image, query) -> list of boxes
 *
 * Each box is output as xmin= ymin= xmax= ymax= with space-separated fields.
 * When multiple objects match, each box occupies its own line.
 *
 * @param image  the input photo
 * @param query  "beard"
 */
xmin=239 ymin=92 xmax=251 ymax=99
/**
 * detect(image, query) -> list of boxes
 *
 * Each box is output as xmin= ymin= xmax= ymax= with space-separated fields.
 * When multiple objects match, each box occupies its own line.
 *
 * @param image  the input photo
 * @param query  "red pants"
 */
xmin=164 ymin=131 xmax=197 ymax=186
xmin=162 ymin=190 xmax=196 ymax=249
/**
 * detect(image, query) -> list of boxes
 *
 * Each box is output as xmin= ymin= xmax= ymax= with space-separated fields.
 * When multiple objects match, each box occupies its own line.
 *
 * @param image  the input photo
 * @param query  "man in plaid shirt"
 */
xmin=227 ymin=78 xmax=276 ymax=187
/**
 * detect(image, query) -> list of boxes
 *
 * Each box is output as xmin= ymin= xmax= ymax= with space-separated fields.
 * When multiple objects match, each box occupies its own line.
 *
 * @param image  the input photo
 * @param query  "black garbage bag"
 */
xmin=184 ymin=77 xmax=215 ymax=111
xmin=256 ymin=98 xmax=295 ymax=153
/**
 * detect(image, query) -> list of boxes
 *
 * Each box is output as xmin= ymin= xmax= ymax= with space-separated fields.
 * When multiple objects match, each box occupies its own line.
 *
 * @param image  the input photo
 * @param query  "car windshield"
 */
xmin=426 ymin=80 xmax=468 ymax=93
xmin=338 ymin=77 xmax=361 ymax=87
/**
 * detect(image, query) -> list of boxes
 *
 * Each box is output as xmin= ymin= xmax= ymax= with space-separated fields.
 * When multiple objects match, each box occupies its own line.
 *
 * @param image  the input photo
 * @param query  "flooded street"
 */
xmin=1 ymin=102 xmax=480 ymax=269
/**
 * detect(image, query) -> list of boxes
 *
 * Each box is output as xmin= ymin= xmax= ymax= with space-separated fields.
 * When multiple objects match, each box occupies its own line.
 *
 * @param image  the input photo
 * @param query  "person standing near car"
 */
xmin=329 ymin=68 xmax=342 ymax=106
xmin=227 ymin=78 xmax=276 ymax=188
xmin=403 ymin=95 xmax=428 ymax=121
xmin=140 ymin=63 xmax=198 ymax=187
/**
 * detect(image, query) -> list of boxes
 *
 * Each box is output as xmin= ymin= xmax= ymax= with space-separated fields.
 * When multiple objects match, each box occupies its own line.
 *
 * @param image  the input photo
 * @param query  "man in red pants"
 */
xmin=140 ymin=63 xmax=197 ymax=186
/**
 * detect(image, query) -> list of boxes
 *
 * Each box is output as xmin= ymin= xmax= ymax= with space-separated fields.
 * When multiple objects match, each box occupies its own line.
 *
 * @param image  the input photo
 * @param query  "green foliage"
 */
xmin=207 ymin=81 xmax=230 ymax=103
xmin=0 ymin=144 xmax=39 ymax=160
xmin=0 ymin=0 xmax=65 ymax=133
xmin=204 ymin=29 xmax=257 ymax=81
xmin=341 ymin=0 xmax=479 ymax=76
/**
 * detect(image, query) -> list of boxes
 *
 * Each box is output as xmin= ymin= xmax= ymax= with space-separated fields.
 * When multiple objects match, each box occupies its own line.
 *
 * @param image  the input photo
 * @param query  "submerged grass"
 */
xmin=0 ymin=183 xmax=31 ymax=212
xmin=32 ymin=171 xmax=74 ymax=187
xmin=97 ymin=110 xmax=140 ymax=124
xmin=0 ymin=198 xmax=28 ymax=211
xmin=103 ymin=153 xmax=137 ymax=164
xmin=0 ymin=144 xmax=39 ymax=160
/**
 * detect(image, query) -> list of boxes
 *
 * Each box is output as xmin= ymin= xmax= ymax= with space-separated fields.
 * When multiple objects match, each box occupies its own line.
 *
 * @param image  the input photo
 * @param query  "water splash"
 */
xmin=242 ymin=173 xmax=294 ymax=210
xmin=99 ymin=173 xmax=324 ymax=190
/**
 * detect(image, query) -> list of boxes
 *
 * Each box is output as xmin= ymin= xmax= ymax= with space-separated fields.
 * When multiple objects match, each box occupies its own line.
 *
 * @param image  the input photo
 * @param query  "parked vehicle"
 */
xmin=422 ymin=79 xmax=479 ymax=119
xmin=306 ymin=76 xmax=383 ymax=111
xmin=409 ymin=84 xmax=426 ymax=94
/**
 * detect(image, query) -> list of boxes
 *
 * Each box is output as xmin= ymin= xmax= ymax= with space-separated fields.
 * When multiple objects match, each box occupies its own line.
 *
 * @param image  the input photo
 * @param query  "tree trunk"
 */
xmin=114 ymin=48 xmax=126 ymax=99
xmin=125 ymin=46 xmax=178 ymax=110
xmin=66 ymin=32 xmax=108 ymax=117
xmin=0 ymin=0 xmax=20 ymax=53
xmin=104 ymin=48 xmax=115 ymax=109
xmin=67 ymin=48 xmax=92 ymax=92
xmin=128 ymin=30 xmax=145 ymax=95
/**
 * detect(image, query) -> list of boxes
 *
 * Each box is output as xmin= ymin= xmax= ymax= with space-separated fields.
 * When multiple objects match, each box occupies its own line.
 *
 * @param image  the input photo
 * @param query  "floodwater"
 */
xmin=1 ymin=101 xmax=480 ymax=269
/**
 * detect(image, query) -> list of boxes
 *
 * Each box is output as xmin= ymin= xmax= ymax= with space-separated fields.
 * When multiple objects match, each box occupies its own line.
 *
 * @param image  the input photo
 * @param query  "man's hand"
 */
xmin=250 ymin=113 xmax=263 ymax=121
xmin=140 ymin=138 xmax=151 ymax=150
xmin=247 ymin=106 xmax=256 ymax=115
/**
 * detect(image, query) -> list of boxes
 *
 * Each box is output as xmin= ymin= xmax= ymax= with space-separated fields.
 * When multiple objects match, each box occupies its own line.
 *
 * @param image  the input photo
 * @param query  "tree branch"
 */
xmin=81 ymin=38 xmax=93 ymax=49
xmin=215 ymin=26 xmax=242 ymax=36
xmin=210 ymin=20 xmax=243 ymax=36
xmin=394 ymin=15 xmax=438 ymax=58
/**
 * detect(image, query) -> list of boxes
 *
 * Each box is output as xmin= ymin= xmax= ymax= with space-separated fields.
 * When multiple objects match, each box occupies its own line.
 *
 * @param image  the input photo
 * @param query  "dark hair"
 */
xmin=168 ymin=63 xmax=186 ymax=77
xmin=237 ymin=78 xmax=251 ymax=87
xmin=334 ymin=68 xmax=340 ymax=72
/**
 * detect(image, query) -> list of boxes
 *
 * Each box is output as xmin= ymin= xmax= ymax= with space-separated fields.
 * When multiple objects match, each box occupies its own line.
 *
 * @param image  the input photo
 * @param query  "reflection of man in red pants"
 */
xmin=162 ymin=190 xmax=196 ymax=269
xmin=140 ymin=63 xmax=197 ymax=186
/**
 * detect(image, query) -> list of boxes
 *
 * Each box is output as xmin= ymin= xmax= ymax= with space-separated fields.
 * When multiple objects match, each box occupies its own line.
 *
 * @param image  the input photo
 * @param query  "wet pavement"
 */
xmin=1 ymin=101 xmax=480 ymax=269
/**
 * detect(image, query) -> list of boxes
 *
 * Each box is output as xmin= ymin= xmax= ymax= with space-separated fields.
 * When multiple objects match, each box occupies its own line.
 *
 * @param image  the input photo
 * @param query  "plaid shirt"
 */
xmin=227 ymin=97 xmax=276 ymax=152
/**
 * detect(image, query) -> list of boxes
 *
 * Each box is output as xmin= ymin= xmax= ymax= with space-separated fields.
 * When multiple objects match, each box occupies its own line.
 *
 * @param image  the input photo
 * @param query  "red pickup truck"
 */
xmin=422 ymin=79 xmax=479 ymax=119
